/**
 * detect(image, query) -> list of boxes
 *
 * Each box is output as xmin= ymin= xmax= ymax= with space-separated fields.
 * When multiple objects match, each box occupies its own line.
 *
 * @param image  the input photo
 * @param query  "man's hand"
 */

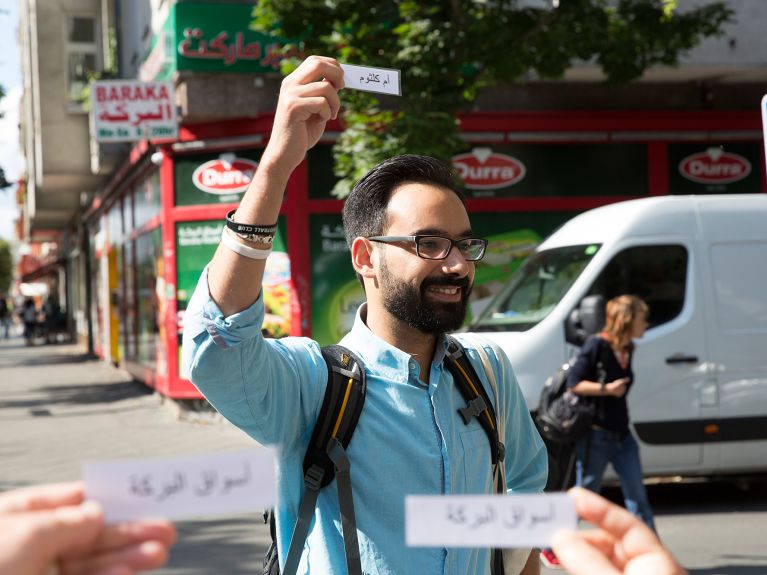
xmin=259 ymin=55 xmax=344 ymax=181
xmin=551 ymin=487 xmax=686 ymax=575
xmin=208 ymin=55 xmax=345 ymax=316
xmin=0 ymin=482 xmax=176 ymax=575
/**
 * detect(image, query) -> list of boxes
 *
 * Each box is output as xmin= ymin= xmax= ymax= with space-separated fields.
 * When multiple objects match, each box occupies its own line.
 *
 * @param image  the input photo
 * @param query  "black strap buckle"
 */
xmin=458 ymin=395 xmax=487 ymax=424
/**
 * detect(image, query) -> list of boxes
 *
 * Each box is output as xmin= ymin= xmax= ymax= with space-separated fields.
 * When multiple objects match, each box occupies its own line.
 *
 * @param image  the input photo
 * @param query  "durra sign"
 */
xmin=192 ymin=156 xmax=259 ymax=194
xmin=452 ymin=149 xmax=526 ymax=190
xmin=678 ymin=148 xmax=751 ymax=185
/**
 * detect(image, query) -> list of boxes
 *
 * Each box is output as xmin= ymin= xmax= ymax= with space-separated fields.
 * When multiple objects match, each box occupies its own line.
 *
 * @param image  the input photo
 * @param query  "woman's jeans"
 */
xmin=575 ymin=427 xmax=656 ymax=531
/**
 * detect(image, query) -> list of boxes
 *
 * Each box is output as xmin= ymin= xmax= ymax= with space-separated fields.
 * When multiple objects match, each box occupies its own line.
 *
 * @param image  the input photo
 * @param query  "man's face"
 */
xmin=373 ymin=183 xmax=476 ymax=336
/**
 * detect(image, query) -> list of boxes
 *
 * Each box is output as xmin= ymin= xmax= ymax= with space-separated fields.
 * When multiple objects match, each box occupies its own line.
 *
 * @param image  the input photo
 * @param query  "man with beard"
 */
xmin=183 ymin=56 xmax=547 ymax=575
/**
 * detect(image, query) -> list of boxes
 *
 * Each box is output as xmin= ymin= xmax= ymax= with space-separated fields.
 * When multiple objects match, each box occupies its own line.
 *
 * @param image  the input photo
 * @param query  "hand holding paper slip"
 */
xmin=83 ymin=448 xmax=276 ymax=522
xmin=406 ymin=493 xmax=577 ymax=549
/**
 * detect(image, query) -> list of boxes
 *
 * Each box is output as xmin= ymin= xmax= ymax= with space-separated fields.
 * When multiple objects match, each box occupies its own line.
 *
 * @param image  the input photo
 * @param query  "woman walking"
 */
xmin=567 ymin=294 xmax=656 ymax=530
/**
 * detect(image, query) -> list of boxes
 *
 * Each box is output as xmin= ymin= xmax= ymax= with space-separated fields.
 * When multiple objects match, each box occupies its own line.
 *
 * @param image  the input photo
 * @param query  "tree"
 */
xmin=0 ymin=239 xmax=12 ymax=294
xmin=252 ymin=0 xmax=732 ymax=197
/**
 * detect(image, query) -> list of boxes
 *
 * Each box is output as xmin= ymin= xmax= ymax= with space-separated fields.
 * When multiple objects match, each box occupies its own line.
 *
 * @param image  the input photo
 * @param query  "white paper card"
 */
xmin=83 ymin=449 xmax=276 ymax=523
xmin=406 ymin=493 xmax=577 ymax=548
xmin=341 ymin=64 xmax=401 ymax=96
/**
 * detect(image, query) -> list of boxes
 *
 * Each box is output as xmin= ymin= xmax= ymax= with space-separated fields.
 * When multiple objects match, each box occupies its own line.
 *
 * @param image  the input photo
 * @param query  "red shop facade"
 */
xmin=84 ymin=108 xmax=765 ymax=398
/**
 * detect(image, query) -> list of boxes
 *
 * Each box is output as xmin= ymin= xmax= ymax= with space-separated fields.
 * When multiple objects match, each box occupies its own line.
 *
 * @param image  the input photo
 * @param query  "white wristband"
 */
xmin=220 ymin=228 xmax=272 ymax=260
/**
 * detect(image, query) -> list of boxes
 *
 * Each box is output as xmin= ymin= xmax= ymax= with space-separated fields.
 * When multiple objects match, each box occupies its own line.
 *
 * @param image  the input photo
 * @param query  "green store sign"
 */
xmin=140 ymin=2 xmax=299 ymax=81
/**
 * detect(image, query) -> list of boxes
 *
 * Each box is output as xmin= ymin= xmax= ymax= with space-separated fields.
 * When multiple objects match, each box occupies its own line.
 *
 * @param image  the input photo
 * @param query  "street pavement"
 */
xmin=5 ymin=332 xmax=765 ymax=575
xmin=0 ymin=333 xmax=270 ymax=574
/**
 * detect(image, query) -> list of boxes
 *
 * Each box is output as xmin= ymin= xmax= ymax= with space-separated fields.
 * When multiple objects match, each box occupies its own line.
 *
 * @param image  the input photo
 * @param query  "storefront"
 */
xmin=83 ymin=105 xmax=764 ymax=398
xmin=75 ymin=0 xmax=765 ymax=397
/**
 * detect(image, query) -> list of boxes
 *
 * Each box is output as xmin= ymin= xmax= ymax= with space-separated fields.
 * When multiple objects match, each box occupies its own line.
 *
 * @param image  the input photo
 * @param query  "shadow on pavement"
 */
xmin=688 ymin=566 xmax=767 ymax=575
xmin=0 ymin=352 xmax=95 ymax=368
xmin=3 ymin=380 xmax=152 ymax=410
xmin=159 ymin=515 xmax=270 ymax=575
xmin=600 ymin=478 xmax=767 ymax=516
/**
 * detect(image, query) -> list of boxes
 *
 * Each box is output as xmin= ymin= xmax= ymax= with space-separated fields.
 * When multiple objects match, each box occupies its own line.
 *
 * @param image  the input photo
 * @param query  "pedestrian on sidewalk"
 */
xmin=20 ymin=298 xmax=38 ymax=346
xmin=567 ymin=295 xmax=655 ymax=530
xmin=0 ymin=294 xmax=10 ymax=338
xmin=184 ymin=56 xmax=547 ymax=575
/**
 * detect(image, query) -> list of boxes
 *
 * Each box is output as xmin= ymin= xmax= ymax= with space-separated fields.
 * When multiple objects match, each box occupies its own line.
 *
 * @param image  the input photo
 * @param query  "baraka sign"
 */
xmin=91 ymin=80 xmax=177 ymax=142
xmin=452 ymin=149 xmax=526 ymax=190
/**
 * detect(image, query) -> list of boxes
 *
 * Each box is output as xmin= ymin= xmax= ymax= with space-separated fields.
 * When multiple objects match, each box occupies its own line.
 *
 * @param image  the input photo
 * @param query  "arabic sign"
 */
xmin=175 ymin=3 xmax=300 ymax=74
xmin=340 ymin=64 xmax=402 ymax=96
xmin=406 ymin=493 xmax=577 ymax=548
xmin=92 ymin=80 xmax=177 ymax=142
xmin=453 ymin=149 xmax=526 ymax=190
xmin=83 ymin=449 xmax=276 ymax=522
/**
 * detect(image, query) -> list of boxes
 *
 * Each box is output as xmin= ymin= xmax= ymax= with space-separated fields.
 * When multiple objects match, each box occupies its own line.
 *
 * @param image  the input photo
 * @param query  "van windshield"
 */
xmin=471 ymin=244 xmax=601 ymax=332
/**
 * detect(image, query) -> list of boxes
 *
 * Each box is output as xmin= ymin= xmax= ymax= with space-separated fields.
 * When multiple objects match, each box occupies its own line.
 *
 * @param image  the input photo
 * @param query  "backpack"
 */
xmin=534 ymin=338 xmax=609 ymax=445
xmin=263 ymin=337 xmax=507 ymax=575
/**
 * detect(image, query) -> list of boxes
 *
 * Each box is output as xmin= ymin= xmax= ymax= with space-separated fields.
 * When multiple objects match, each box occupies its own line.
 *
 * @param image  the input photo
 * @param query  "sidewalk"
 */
xmin=0 ymin=333 xmax=270 ymax=573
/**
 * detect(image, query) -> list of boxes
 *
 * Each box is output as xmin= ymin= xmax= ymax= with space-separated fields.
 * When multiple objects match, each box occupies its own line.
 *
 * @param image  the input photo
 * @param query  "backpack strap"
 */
xmin=282 ymin=345 xmax=366 ymax=575
xmin=444 ymin=335 xmax=505 ymax=467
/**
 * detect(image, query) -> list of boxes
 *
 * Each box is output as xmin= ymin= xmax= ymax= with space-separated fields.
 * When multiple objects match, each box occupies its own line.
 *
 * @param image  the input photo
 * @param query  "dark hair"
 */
xmin=342 ymin=154 xmax=465 ymax=249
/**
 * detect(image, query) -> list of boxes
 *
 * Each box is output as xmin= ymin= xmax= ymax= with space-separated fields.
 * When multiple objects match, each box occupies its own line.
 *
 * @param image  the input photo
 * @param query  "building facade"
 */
xmin=18 ymin=0 xmax=766 ymax=397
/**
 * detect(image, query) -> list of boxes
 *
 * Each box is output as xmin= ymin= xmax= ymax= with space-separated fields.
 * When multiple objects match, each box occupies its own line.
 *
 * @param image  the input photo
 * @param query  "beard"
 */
xmin=379 ymin=258 xmax=473 ymax=335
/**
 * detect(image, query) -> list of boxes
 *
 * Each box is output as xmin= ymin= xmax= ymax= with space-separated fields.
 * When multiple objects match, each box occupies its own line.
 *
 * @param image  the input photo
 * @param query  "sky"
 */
xmin=0 ymin=0 xmax=22 ymax=242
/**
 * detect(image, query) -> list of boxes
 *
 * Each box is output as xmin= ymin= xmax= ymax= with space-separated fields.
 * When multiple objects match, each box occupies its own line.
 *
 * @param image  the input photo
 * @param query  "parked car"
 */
xmin=468 ymin=194 xmax=767 ymax=479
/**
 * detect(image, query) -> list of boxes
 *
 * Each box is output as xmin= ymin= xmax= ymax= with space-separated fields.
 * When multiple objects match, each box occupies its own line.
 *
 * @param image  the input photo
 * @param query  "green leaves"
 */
xmin=252 ymin=0 xmax=732 ymax=197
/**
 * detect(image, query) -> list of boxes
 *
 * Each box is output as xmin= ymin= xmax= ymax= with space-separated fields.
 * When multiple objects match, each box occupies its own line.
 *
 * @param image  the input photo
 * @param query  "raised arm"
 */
xmin=207 ymin=56 xmax=344 ymax=316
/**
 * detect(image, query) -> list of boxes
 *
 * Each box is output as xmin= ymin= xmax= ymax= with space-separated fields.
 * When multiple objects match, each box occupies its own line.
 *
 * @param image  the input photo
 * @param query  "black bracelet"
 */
xmin=225 ymin=210 xmax=277 ymax=234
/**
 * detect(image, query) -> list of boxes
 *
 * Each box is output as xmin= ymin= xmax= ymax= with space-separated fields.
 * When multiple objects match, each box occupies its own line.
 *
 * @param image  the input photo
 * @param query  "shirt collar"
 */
xmin=339 ymin=303 xmax=451 ymax=384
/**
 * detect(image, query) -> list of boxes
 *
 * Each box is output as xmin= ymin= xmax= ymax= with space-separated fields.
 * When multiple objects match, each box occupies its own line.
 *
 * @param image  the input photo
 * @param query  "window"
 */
xmin=586 ymin=245 xmax=688 ymax=328
xmin=66 ymin=16 xmax=99 ymax=109
xmin=471 ymin=244 xmax=601 ymax=332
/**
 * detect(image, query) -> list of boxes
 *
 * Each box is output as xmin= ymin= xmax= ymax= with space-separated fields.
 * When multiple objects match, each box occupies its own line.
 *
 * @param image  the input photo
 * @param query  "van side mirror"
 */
xmin=565 ymin=294 xmax=605 ymax=346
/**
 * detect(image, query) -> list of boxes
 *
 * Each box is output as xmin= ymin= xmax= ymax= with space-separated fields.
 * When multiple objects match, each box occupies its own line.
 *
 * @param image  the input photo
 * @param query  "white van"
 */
xmin=469 ymin=194 xmax=767 ymax=478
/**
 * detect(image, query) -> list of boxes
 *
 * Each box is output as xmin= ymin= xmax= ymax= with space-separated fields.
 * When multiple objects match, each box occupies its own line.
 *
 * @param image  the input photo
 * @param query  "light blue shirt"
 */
xmin=183 ymin=267 xmax=547 ymax=575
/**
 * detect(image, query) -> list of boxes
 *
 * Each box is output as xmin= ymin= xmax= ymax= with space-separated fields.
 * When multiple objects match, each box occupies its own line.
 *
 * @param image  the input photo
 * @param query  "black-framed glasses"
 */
xmin=367 ymin=235 xmax=488 ymax=261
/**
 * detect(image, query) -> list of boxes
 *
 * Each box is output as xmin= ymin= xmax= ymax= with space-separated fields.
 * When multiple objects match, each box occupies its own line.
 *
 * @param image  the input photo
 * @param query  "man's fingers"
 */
xmin=0 ymin=481 xmax=84 ymax=513
xmin=289 ymin=96 xmax=334 ymax=124
xmin=567 ymin=487 xmax=683 ymax=569
xmin=94 ymin=518 xmax=177 ymax=552
xmin=289 ymin=81 xmax=342 ymax=120
xmin=59 ymin=518 xmax=176 ymax=574
xmin=61 ymin=540 xmax=171 ymax=575
xmin=284 ymin=55 xmax=345 ymax=91
xmin=551 ymin=530 xmax=622 ymax=575
xmin=567 ymin=487 xmax=658 ymax=553
xmin=0 ymin=501 xmax=105 ymax=572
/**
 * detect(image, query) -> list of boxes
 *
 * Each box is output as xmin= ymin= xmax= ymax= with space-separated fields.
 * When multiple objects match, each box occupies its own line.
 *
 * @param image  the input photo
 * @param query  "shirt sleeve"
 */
xmin=566 ymin=336 xmax=600 ymax=389
xmin=181 ymin=266 xmax=327 ymax=448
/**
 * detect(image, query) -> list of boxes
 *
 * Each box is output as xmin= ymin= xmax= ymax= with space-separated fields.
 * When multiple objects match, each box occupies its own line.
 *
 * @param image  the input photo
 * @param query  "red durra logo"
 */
xmin=452 ymin=149 xmax=526 ymax=190
xmin=679 ymin=148 xmax=751 ymax=185
xmin=192 ymin=156 xmax=258 ymax=194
